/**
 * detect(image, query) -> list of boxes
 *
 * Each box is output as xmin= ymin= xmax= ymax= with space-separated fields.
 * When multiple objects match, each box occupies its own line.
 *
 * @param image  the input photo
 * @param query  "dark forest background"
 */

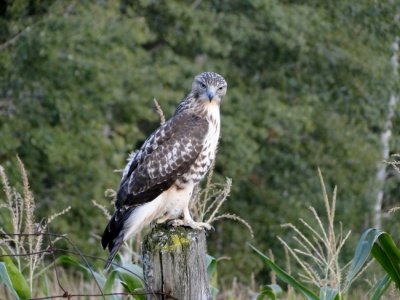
xmin=1 ymin=0 xmax=399 ymax=288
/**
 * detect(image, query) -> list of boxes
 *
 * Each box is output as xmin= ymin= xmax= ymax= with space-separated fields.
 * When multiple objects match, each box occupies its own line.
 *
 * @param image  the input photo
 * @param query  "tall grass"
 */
xmin=191 ymin=161 xmax=254 ymax=237
xmin=0 ymin=156 xmax=71 ymax=295
xmin=277 ymin=169 xmax=353 ymax=293
xmin=251 ymin=169 xmax=400 ymax=300
xmin=0 ymin=158 xmax=146 ymax=299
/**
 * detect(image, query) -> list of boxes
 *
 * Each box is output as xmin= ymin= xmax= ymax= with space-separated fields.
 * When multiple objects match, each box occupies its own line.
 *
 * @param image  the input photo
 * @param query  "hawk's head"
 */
xmin=192 ymin=72 xmax=227 ymax=104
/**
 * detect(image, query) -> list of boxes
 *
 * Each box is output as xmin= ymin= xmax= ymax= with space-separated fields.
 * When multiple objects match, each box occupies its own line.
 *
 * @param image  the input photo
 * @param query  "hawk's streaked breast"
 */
xmin=179 ymin=101 xmax=220 ymax=185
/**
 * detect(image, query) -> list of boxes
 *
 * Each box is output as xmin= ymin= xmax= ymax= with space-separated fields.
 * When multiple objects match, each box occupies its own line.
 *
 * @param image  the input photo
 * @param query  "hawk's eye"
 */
xmin=199 ymin=82 xmax=206 ymax=89
xmin=218 ymin=86 xmax=224 ymax=91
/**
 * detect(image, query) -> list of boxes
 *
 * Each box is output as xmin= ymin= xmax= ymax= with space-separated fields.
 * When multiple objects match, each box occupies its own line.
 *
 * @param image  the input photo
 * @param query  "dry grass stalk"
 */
xmin=92 ymin=200 xmax=111 ymax=219
xmin=388 ymin=206 xmax=400 ymax=214
xmin=385 ymin=153 xmax=400 ymax=173
xmin=268 ymin=249 xmax=277 ymax=285
xmin=0 ymin=157 xmax=70 ymax=294
xmin=47 ymin=207 xmax=71 ymax=225
xmin=191 ymin=170 xmax=254 ymax=237
xmin=284 ymin=246 xmax=295 ymax=299
xmin=383 ymin=155 xmax=400 ymax=216
xmin=16 ymin=156 xmax=35 ymax=252
xmin=104 ymin=188 xmax=116 ymax=200
xmin=205 ymin=178 xmax=232 ymax=223
xmin=153 ymin=98 xmax=165 ymax=125
xmin=210 ymin=213 xmax=254 ymax=237
xmin=278 ymin=169 xmax=352 ymax=293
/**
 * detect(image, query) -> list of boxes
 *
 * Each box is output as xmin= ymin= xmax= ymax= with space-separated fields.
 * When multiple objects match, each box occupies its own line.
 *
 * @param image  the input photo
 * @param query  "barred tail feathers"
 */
xmin=101 ymin=195 xmax=166 ymax=270
xmin=103 ymin=232 xmax=124 ymax=271
xmin=102 ymin=206 xmax=134 ymax=271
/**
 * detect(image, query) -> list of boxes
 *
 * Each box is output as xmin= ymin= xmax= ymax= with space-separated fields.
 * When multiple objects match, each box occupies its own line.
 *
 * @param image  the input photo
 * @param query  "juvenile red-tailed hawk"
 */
xmin=102 ymin=72 xmax=227 ymax=269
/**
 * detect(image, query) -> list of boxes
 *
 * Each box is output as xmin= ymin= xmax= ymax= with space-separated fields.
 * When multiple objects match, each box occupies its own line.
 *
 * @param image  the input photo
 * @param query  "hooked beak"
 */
xmin=207 ymin=88 xmax=216 ymax=102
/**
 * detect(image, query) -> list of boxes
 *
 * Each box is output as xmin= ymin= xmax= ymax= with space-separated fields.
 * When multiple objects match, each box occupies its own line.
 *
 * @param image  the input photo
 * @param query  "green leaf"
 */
xmin=0 ymin=253 xmax=30 ymax=299
xmin=256 ymin=284 xmax=283 ymax=300
xmin=0 ymin=262 xmax=19 ymax=299
xmin=113 ymin=262 xmax=145 ymax=300
xmin=346 ymin=228 xmax=380 ymax=288
xmin=117 ymin=271 xmax=143 ymax=292
xmin=102 ymin=270 xmax=120 ymax=300
xmin=370 ymin=275 xmax=391 ymax=300
xmin=114 ymin=261 xmax=144 ymax=280
xmin=206 ymin=254 xmax=217 ymax=279
xmin=55 ymin=255 xmax=144 ymax=299
xmin=319 ymin=286 xmax=339 ymax=300
xmin=40 ymin=274 xmax=50 ymax=298
xmin=347 ymin=228 xmax=400 ymax=292
xmin=119 ymin=281 xmax=146 ymax=299
xmin=206 ymin=254 xmax=219 ymax=298
xmin=377 ymin=234 xmax=400 ymax=261
xmin=249 ymin=244 xmax=319 ymax=300
xmin=54 ymin=254 xmax=81 ymax=267
xmin=103 ymin=269 xmax=118 ymax=293
xmin=371 ymin=242 xmax=400 ymax=288
xmin=55 ymin=255 xmax=106 ymax=287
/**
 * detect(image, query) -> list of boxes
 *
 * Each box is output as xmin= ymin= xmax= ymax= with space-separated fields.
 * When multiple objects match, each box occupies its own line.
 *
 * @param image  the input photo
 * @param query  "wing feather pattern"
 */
xmin=101 ymin=112 xmax=209 ymax=260
xmin=116 ymin=112 xmax=208 ymax=207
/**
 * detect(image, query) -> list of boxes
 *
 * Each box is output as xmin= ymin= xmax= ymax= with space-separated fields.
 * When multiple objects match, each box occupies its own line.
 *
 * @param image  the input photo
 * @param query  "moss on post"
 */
xmin=142 ymin=224 xmax=211 ymax=300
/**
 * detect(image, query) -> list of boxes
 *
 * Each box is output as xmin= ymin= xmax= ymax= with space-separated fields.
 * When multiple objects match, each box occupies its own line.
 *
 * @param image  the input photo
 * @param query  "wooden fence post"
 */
xmin=142 ymin=224 xmax=211 ymax=300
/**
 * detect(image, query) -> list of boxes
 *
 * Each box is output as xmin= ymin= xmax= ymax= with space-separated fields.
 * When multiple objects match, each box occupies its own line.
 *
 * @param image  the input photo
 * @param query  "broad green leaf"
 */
xmin=370 ymin=275 xmax=391 ymax=300
xmin=371 ymin=242 xmax=400 ymax=288
xmin=0 ymin=262 xmax=19 ymax=299
xmin=102 ymin=270 xmax=120 ymax=300
xmin=346 ymin=228 xmax=380 ymax=288
xmin=206 ymin=254 xmax=217 ymax=279
xmin=0 ymin=253 xmax=30 ymax=299
xmin=256 ymin=284 xmax=283 ymax=300
xmin=119 ymin=281 xmax=146 ymax=300
xmin=119 ymin=262 xmax=144 ymax=280
xmin=117 ymin=271 xmax=143 ymax=292
xmin=249 ymin=244 xmax=319 ymax=300
xmin=114 ymin=262 xmax=145 ymax=300
xmin=206 ymin=254 xmax=219 ymax=298
xmin=103 ymin=269 xmax=118 ymax=292
xmin=378 ymin=234 xmax=400 ymax=261
xmin=347 ymin=228 xmax=400 ymax=292
xmin=78 ymin=267 xmax=106 ymax=288
xmin=54 ymin=255 xmax=81 ymax=267
xmin=55 ymin=255 xmax=106 ymax=287
xmin=319 ymin=286 xmax=339 ymax=300
xmin=55 ymin=255 xmax=143 ymax=298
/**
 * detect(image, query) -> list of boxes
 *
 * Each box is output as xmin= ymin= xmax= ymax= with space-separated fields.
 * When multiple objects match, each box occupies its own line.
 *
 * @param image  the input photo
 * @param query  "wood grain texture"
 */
xmin=142 ymin=224 xmax=211 ymax=300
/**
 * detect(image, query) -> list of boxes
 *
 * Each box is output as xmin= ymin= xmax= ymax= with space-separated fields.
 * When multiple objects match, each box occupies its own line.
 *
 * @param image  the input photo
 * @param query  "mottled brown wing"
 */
xmin=115 ymin=112 xmax=209 ymax=208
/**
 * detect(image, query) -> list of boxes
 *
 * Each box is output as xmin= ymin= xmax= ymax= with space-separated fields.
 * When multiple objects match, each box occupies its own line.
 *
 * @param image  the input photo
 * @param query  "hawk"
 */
xmin=101 ymin=72 xmax=227 ymax=269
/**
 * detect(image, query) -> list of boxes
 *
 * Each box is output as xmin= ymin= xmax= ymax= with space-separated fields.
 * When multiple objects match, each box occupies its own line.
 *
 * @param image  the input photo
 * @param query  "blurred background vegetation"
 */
xmin=1 ymin=0 xmax=399 ymax=291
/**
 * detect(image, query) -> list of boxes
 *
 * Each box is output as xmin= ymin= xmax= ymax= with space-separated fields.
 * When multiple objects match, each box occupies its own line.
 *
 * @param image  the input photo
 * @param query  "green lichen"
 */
xmin=161 ymin=233 xmax=191 ymax=251
xmin=146 ymin=224 xmax=196 ymax=252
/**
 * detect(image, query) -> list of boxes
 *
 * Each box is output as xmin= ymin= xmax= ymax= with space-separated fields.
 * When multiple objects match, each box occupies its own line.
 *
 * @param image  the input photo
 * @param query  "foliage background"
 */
xmin=1 ymin=0 xmax=399 ymax=288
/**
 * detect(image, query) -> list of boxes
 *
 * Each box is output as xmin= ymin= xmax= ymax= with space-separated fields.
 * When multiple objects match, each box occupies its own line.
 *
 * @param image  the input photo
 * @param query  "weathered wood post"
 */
xmin=142 ymin=224 xmax=211 ymax=300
